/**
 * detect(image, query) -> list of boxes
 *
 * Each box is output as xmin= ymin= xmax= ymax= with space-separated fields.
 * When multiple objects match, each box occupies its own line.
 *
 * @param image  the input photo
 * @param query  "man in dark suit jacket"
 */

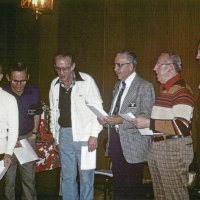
xmin=98 ymin=50 xmax=155 ymax=199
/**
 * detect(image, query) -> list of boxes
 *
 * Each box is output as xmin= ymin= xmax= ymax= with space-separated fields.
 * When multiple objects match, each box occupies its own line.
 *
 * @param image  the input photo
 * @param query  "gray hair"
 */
xmin=168 ymin=53 xmax=182 ymax=72
xmin=116 ymin=50 xmax=137 ymax=67
xmin=54 ymin=52 xmax=75 ymax=66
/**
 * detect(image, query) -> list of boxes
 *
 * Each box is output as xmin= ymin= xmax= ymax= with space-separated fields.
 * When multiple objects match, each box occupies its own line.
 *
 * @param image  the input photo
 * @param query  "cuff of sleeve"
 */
xmin=32 ymin=132 xmax=38 ymax=135
xmin=6 ymin=150 xmax=13 ymax=156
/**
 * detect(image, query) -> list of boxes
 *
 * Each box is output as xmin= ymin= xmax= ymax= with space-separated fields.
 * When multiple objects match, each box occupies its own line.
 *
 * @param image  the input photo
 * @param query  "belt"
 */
xmin=153 ymin=133 xmax=190 ymax=142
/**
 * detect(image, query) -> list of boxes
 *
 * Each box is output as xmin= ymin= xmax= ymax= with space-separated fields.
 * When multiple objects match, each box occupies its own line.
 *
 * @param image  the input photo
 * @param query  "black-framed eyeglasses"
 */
xmin=113 ymin=62 xmax=131 ymax=68
xmin=11 ymin=80 xmax=27 ymax=85
xmin=54 ymin=66 xmax=71 ymax=73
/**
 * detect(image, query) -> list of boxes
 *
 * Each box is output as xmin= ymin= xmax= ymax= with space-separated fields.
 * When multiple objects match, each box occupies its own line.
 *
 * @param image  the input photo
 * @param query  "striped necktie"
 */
xmin=112 ymin=81 xmax=126 ymax=115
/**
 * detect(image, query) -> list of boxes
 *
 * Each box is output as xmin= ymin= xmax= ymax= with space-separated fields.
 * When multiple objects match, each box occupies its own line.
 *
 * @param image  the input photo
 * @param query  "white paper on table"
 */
xmin=14 ymin=139 xmax=39 ymax=165
xmin=86 ymin=104 xmax=108 ymax=119
xmin=120 ymin=112 xmax=135 ymax=122
xmin=0 ymin=160 xmax=8 ymax=180
xmin=81 ymin=146 xmax=96 ymax=170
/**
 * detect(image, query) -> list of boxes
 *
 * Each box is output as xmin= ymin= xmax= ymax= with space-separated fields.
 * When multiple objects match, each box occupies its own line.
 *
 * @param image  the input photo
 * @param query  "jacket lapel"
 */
xmin=120 ymin=75 xmax=139 ymax=113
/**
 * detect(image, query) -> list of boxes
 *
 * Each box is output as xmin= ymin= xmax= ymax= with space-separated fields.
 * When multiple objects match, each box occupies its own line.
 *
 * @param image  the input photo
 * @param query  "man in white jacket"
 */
xmin=49 ymin=52 xmax=103 ymax=200
xmin=0 ymin=64 xmax=18 ymax=168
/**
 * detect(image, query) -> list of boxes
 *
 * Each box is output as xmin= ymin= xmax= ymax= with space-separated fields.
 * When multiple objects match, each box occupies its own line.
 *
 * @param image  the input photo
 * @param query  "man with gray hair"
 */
xmin=0 ymin=64 xmax=18 ymax=168
xmin=132 ymin=52 xmax=195 ymax=200
xmin=98 ymin=50 xmax=155 ymax=199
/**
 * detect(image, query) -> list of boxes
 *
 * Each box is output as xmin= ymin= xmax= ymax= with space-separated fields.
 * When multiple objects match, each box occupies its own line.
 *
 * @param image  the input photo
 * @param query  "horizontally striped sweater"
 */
xmin=150 ymin=78 xmax=195 ymax=136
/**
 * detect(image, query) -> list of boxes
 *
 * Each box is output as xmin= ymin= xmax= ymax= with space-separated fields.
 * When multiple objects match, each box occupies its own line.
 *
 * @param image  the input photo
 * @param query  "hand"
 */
xmin=28 ymin=133 xmax=37 ymax=141
xmin=15 ymin=140 xmax=22 ymax=148
xmin=88 ymin=136 xmax=98 ymax=152
xmin=53 ymin=140 xmax=59 ymax=153
xmin=105 ymin=115 xmax=123 ymax=125
xmin=132 ymin=116 xmax=150 ymax=129
xmin=97 ymin=117 xmax=108 ymax=125
xmin=3 ymin=154 xmax=12 ymax=167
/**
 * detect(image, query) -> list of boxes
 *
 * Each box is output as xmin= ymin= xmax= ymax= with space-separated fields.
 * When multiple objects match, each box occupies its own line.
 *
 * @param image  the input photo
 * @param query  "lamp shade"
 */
xmin=21 ymin=0 xmax=54 ymax=19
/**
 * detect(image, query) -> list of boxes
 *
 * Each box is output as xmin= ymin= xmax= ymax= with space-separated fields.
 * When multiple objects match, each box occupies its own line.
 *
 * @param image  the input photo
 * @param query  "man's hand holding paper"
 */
xmin=132 ymin=115 xmax=150 ymax=129
xmin=3 ymin=154 xmax=12 ymax=168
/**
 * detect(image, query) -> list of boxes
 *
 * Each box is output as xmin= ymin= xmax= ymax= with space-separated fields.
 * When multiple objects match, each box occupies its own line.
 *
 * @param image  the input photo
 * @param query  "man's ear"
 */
xmin=0 ymin=74 xmax=3 ymax=81
xmin=71 ymin=63 xmax=75 ymax=71
xmin=27 ymin=74 xmax=30 ymax=80
xmin=129 ymin=63 xmax=135 ymax=72
xmin=6 ymin=74 xmax=10 ymax=81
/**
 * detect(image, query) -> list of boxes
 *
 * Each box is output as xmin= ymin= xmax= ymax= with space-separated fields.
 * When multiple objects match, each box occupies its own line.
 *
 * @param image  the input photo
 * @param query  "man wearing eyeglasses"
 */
xmin=49 ymin=52 xmax=103 ymax=200
xmin=132 ymin=53 xmax=195 ymax=200
xmin=3 ymin=62 xmax=43 ymax=200
xmin=98 ymin=50 xmax=155 ymax=199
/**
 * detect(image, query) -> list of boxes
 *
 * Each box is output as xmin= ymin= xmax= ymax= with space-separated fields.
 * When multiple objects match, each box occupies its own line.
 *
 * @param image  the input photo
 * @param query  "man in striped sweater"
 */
xmin=132 ymin=52 xmax=195 ymax=200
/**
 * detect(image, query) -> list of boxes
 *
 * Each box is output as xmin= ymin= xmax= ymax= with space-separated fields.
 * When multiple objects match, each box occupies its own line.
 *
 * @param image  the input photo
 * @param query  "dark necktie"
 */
xmin=112 ymin=81 xmax=126 ymax=115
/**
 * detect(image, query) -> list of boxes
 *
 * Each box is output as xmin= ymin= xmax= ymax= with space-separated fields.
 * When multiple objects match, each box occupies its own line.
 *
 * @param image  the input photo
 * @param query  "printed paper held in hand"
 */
xmin=86 ymin=104 xmax=108 ymax=119
xmin=81 ymin=146 xmax=96 ymax=170
xmin=14 ymin=139 xmax=39 ymax=165
xmin=0 ymin=160 xmax=8 ymax=180
xmin=120 ymin=113 xmax=154 ymax=135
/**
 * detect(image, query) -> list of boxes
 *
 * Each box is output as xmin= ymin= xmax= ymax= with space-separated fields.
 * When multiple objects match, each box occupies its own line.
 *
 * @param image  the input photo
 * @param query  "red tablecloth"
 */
xmin=35 ymin=120 xmax=60 ymax=172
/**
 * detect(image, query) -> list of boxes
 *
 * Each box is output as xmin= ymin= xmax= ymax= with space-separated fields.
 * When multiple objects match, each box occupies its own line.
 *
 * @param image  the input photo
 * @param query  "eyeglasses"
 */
xmin=155 ymin=63 xmax=172 ymax=68
xmin=11 ymin=80 xmax=27 ymax=85
xmin=113 ymin=62 xmax=131 ymax=68
xmin=54 ymin=66 xmax=71 ymax=73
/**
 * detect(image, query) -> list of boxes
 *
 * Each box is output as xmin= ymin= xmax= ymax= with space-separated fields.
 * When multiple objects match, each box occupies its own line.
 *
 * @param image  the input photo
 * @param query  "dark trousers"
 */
xmin=109 ymin=128 xmax=144 ymax=200
xmin=5 ymin=136 xmax=37 ymax=200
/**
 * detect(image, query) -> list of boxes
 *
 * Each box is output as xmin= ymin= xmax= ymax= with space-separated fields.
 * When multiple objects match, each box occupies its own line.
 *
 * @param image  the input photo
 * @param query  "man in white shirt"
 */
xmin=49 ymin=52 xmax=103 ymax=200
xmin=0 ymin=64 xmax=18 ymax=168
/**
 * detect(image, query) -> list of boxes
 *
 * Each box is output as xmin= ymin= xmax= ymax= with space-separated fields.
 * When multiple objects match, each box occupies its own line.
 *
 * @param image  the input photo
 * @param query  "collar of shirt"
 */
xmin=111 ymin=72 xmax=136 ymax=114
xmin=123 ymin=71 xmax=136 ymax=90
xmin=160 ymin=74 xmax=181 ymax=91
xmin=55 ymin=70 xmax=84 ymax=87
xmin=120 ymin=71 xmax=136 ymax=105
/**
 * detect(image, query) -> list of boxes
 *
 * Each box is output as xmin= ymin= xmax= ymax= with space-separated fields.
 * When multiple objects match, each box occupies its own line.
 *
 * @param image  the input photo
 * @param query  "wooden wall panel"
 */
xmin=9 ymin=0 xmax=200 ymax=169
xmin=103 ymin=0 xmax=200 ymax=166
xmin=53 ymin=0 xmax=200 ymax=168
xmin=1 ymin=0 xmax=200 ymax=183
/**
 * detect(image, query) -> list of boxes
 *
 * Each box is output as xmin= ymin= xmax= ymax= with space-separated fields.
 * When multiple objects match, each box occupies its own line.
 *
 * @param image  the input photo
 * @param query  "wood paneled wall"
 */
xmin=3 ymin=0 xmax=200 ymax=169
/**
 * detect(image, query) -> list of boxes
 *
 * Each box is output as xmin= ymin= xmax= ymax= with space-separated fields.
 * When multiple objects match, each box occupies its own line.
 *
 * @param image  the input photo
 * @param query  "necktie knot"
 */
xmin=122 ymin=81 xmax=126 ymax=89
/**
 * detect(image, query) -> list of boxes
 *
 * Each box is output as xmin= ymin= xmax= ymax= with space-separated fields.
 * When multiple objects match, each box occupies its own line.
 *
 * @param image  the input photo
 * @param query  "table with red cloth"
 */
xmin=35 ymin=120 xmax=60 ymax=172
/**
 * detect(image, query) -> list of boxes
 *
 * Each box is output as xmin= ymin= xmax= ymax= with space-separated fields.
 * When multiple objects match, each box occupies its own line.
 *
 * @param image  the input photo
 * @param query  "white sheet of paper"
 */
xmin=81 ymin=146 xmax=96 ymax=170
xmin=120 ymin=112 xmax=135 ymax=121
xmin=139 ymin=128 xmax=154 ymax=135
xmin=0 ymin=160 xmax=8 ymax=180
xmin=14 ymin=139 xmax=39 ymax=165
xmin=86 ymin=104 xmax=108 ymax=119
xmin=139 ymin=129 xmax=162 ymax=136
